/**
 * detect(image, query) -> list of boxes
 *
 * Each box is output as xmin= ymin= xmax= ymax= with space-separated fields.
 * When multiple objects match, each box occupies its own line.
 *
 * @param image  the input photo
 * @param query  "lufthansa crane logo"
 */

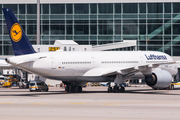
xmin=10 ymin=23 xmax=22 ymax=42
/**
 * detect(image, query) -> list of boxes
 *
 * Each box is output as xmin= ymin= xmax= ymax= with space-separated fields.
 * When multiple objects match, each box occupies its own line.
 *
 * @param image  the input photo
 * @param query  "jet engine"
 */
xmin=145 ymin=70 xmax=172 ymax=89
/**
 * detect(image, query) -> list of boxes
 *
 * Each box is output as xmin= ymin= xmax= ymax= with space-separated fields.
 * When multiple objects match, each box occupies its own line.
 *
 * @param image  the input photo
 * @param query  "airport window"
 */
xmin=0 ymin=5 xmax=2 ymax=14
xmin=90 ymin=4 xmax=97 ymax=14
xmin=114 ymin=25 xmax=121 ymax=35
xmin=66 ymin=20 xmax=73 ymax=24
xmin=148 ymin=3 xmax=163 ymax=13
xmin=42 ymin=25 xmax=49 ymax=35
xmin=50 ymin=20 xmax=65 ymax=24
xmin=148 ymin=24 xmax=162 ymax=34
xmin=173 ymin=24 xmax=180 ymax=35
xmin=139 ymin=25 xmax=146 ymax=35
xmin=90 ymin=25 xmax=97 ymax=35
xmin=75 ymin=20 xmax=89 ymax=24
xmin=98 ymin=25 xmax=113 ymax=35
xmin=139 ymin=3 xmax=146 ymax=13
xmin=74 ymin=25 xmax=89 ymax=35
xmin=123 ymin=3 xmax=137 ymax=13
xmin=173 ymin=3 xmax=180 ymax=13
xmin=27 ymin=25 xmax=37 ymax=34
xmin=115 ymin=3 xmax=121 ymax=13
xmin=27 ymin=4 xmax=37 ymax=14
xmin=50 ymin=25 xmax=65 ymax=35
xmin=19 ymin=4 xmax=25 ymax=14
xmin=42 ymin=4 xmax=49 ymax=14
xmin=66 ymin=4 xmax=73 ymax=14
xmin=98 ymin=4 xmax=113 ymax=14
xmin=66 ymin=25 xmax=73 ymax=35
xmin=4 ymin=4 xmax=17 ymax=14
xmin=164 ymin=3 xmax=171 ymax=13
xmin=51 ymin=4 xmax=65 ymax=14
xmin=74 ymin=4 xmax=89 ymax=14
xmin=123 ymin=25 xmax=138 ymax=35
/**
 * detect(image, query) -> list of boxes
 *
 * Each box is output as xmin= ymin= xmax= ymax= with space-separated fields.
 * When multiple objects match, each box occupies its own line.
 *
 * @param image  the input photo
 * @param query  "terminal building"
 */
xmin=0 ymin=0 xmax=180 ymax=85
xmin=0 ymin=0 xmax=179 ymax=56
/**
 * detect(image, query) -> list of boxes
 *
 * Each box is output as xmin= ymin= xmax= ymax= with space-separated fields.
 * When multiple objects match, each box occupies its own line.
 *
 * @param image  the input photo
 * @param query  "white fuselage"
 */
xmin=6 ymin=51 xmax=177 ymax=82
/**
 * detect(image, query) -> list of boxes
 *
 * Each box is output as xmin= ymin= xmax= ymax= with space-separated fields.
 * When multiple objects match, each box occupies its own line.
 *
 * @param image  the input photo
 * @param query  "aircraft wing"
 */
xmin=83 ymin=61 xmax=176 ymax=77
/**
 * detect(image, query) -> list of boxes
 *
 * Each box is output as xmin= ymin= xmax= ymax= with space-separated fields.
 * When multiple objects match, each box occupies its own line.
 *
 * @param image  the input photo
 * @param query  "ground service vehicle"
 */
xmin=29 ymin=80 xmax=49 ymax=92
xmin=2 ymin=76 xmax=18 ymax=87
xmin=169 ymin=80 xmax=180 ymax=90
xmin=0 ymin=75 xmax=6 ymax=85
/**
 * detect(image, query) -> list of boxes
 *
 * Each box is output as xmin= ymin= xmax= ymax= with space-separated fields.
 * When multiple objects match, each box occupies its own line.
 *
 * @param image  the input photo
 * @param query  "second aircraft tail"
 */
xmin=3 ymin=8 xmax=36 ymax=56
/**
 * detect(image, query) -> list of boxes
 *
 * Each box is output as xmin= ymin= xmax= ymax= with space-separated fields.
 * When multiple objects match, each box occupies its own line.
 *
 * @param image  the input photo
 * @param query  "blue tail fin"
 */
xmin=2 ymin=8 xmax=36 ymax=56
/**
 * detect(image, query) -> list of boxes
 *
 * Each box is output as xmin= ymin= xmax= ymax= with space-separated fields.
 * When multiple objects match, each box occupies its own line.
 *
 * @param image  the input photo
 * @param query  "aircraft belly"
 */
xmin=43 ymin=76 xmax=111 ymax=82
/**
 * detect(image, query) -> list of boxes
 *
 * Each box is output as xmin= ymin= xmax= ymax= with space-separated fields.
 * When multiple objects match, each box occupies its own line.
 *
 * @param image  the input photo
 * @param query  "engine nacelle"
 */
xmin=145 ymin=70 xmax=172 ymax=89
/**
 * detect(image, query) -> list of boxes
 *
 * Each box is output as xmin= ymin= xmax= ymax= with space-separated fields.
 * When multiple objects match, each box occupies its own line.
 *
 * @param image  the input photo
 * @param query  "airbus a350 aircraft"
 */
xmin=2 ymin=8 xmax=178 ymax=92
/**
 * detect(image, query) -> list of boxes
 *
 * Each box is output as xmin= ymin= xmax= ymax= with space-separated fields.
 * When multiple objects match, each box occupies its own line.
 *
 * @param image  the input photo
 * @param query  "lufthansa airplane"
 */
xmin=2 ymin=8 xmax=178 ymax=93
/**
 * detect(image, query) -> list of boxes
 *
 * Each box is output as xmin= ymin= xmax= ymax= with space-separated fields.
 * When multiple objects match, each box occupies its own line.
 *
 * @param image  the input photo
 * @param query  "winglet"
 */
xmin=2 ymin=8 xmax=36 ymax=56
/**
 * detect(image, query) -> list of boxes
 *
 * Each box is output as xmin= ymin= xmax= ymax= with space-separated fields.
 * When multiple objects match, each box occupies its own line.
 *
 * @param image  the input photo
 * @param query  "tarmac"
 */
xmin=0 ymin=86 xmax=180 ymax=120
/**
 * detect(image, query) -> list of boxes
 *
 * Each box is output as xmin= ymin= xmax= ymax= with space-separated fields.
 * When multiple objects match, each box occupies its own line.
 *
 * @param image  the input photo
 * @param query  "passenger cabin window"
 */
xmin=101 ymin=61 xmax=138 ymax=64
xmin=64 ymin=47 xmax=67 ymax=51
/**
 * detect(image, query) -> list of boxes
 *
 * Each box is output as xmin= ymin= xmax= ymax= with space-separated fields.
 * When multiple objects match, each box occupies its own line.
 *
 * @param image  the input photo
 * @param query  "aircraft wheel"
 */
xmin=71 ymin=86 xmax=76 ymax=92
xmin=120 ymin=87 xmax=125 ymax=93
xmin=113 ymin=86 xmax=119 ymax=93
xmin=78 ymin=86 xmax=82 ymax=93
xmin=171 ymin=85 xmax=174 ymax=90
xmin=65 ymin=85 xmax=70 ymax=92
xmin=108 ymin=87 xmax=112 ymax=93
xmin=153 ymin=88 xmax=158 ymax=90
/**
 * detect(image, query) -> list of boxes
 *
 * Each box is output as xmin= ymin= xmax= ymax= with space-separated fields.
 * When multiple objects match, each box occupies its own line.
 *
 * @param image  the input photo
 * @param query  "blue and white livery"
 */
xmin=3 ymin=8 xmax=178 ymax=92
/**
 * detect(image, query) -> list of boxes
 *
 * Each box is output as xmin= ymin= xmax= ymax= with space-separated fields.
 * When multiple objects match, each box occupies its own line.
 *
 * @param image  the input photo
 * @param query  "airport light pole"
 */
xmin=37 ymin=0 xmax=40 ymax=45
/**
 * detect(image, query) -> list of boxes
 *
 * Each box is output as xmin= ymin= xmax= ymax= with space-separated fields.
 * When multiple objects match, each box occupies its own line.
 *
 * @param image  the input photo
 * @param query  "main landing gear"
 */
xmin=65 ymin=85 xmax=82 ymax=93
xmin=107 ymin=84 xmax=125 ymax=93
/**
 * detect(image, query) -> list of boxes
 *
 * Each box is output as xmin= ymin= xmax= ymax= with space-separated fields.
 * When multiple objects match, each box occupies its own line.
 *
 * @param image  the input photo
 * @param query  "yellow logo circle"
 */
xmin=10 ymin=23 xmax=22 ymax=42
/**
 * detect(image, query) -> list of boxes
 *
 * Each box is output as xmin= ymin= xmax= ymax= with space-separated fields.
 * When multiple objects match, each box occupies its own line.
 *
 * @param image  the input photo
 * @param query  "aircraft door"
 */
xmin=92 ymin=57 xmax=97 ymax=68
xmin=51 ymin=57 xmax=56 ymax=69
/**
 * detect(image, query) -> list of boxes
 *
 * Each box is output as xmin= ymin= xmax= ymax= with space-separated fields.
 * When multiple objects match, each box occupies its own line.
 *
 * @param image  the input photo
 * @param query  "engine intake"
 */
xmin=145 ymin=70 xmax=172 ymax=89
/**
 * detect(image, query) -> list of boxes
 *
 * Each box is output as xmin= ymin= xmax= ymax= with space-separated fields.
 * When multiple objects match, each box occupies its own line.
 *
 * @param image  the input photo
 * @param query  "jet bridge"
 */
xmin=32 ymin=40 xmax=137 ymax=52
